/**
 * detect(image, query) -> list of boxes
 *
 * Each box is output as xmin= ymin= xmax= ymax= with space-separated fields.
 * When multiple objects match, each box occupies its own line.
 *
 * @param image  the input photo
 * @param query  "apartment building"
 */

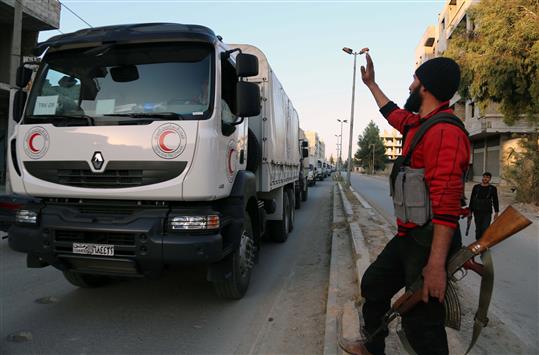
xmin=304 ymin=131 xmax=322 ymax=159
xmin=415 ymin=0 xmax=537 ymax=183
xmin=381 ymin=128 xmax=402 ymax=161
xmin=0 ymin=0 xmax=61 ymax=190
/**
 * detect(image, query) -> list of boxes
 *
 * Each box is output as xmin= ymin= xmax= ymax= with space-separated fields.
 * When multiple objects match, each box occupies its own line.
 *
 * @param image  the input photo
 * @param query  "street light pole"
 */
xmin=369 ymin=143 xmax=375 ymax=175
xmin=342 ymin=47 xmax=368 ymax=185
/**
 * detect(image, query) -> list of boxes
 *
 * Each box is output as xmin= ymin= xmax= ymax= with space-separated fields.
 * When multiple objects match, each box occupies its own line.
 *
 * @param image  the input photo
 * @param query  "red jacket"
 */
xmin=380 ymin=101 xmax=470 ymax=235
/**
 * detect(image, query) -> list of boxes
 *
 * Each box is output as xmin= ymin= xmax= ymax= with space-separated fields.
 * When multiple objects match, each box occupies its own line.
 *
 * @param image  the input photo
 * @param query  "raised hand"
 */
xmin=361 ymin=52 xmax=376 ymax=87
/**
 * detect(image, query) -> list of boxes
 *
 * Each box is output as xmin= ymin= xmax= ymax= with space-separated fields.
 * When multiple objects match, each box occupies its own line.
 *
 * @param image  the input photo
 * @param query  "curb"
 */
xmin=338 ymin=183 xmax=371 ymax=299
xmin=323 ymin=184 xmax=340 ymax=355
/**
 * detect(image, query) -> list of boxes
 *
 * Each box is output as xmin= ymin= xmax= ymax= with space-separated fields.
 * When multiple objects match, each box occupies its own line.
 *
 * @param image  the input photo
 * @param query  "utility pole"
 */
xmin=369 ymin=143 xmax=375 ymax=175
xmin=337 ymin=119 xmax=347 ymax=177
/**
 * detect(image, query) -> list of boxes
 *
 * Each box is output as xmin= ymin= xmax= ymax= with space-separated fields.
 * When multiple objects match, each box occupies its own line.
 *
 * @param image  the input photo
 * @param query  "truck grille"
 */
xmin=24 ymin=161 xmax=187 ymax=188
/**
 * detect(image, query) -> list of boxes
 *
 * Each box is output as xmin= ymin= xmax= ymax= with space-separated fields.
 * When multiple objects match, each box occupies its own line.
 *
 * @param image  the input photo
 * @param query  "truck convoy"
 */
xmin=7 ymin=23 xmax=309 ymax=299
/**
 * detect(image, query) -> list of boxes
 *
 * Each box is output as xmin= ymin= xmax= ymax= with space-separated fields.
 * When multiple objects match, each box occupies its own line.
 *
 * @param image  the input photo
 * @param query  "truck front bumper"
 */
xmin=8 ymin=205 xmax=231 ymax=277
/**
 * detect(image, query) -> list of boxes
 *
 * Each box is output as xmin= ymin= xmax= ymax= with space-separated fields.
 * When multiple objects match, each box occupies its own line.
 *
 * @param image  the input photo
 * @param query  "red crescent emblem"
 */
xmin=158 ymin=130 xmax=175 ymax=153
xmin=28 ymin=133 xmax=41 ymax=153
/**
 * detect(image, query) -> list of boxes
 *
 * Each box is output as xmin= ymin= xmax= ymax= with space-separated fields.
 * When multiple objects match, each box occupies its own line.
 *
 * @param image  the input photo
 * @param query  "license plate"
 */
xmin=72 ymin=243 xmax=114 ymax=256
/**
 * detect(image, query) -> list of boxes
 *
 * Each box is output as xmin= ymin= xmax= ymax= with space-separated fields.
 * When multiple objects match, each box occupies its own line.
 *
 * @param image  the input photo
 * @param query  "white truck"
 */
xmin=7 ymin=23 xmax=307 ymax=299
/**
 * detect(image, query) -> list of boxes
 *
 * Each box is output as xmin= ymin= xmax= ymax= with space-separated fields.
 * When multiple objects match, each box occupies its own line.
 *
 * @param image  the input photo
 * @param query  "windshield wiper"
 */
xmin=26 ymin=114 xmax=95 ymax=126
xmin=103 ymin=112 xmax=185 ymax=120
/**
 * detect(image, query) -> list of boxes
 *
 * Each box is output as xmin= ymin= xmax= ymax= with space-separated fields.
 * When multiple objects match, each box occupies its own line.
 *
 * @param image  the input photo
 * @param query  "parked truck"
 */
xmin=7 ymin=23 xmax=306 ymax=299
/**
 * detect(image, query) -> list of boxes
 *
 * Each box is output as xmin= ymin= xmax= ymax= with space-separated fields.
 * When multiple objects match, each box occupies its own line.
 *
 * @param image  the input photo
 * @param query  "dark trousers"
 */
xmin=361 ymin=225 xmax=461 ymax=355
xmin=474 ymin=212 xmax=492 ymax=241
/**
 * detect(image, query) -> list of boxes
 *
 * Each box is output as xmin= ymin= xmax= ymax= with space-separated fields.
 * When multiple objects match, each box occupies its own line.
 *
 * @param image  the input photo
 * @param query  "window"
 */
xmin=24 ymin=43 xmax=214 ymax=125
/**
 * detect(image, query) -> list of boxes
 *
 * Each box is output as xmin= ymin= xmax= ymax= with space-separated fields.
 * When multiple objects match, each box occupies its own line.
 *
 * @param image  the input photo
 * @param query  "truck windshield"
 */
xmin=24 ymin=43 xmax=214 ymax=125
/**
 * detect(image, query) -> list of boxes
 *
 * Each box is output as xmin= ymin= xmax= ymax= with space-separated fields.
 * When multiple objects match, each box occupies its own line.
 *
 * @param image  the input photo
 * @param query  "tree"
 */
xmin=503 ymin=132 xmax=539 ymax=205
xmin=329 ymin=155 xmax=335 ymax=165
xmin=445 ymin=0 xmax=539 ymax=124
xmin=354 ymin=121 xmax=386 ymax=173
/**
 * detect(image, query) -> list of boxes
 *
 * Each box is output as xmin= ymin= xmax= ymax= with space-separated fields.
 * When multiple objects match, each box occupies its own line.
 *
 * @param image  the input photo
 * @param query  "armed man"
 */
xmin=469 ymin=172 xmax=500 ymax=240
xmin=350 ymin=53 xmax=471 ymax=355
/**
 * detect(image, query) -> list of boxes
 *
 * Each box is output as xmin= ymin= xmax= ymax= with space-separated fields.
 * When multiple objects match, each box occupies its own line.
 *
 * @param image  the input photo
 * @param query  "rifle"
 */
xmin=338 ymin=205 xmax=532 ymax=355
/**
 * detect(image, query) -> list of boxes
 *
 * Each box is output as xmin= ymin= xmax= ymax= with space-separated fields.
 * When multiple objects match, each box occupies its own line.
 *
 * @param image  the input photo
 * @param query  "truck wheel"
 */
xmin=268 ymin=192 xmax=289 ymax=243
xmin=213 ymin=214 xmax=255 ymax=300
xmin=287 ymin=188 xmax=295 ymax=232
xmin=63 ymin=271 xmax=109 ymax=288
xmin=301 ymin=186 xmax=308 ymax=201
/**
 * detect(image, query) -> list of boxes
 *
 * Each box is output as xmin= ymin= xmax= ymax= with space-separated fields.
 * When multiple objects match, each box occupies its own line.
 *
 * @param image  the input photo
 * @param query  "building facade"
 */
xmin=415 ymin=0 xmax=537 ymax=183
xmin=381 ymin=128 xmax=402 ymax=161
xmin=304 ymin=131 xmax=325 ymax=160
xmin=0 ymin=0 xmax=61 ymax=191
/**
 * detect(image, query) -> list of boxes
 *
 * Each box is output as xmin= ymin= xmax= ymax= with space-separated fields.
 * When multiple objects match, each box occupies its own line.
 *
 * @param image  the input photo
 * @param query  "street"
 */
xmin=349 ymin=172 xmax=539 ymax=350
xmin=0 ymin=181 xmax=333 ymax=355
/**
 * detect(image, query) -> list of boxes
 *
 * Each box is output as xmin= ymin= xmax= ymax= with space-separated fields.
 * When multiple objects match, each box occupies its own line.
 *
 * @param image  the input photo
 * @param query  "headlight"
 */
xmin=168 ymin=215 xmax=220 ymax=231
xmin=16 ymin=209 xmax=39 ymax=225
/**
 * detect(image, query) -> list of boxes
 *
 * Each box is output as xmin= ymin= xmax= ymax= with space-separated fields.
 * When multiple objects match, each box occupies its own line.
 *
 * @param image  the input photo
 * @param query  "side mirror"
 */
xmin=12 ymin=90 xmax=27 ymax=123
xmin=236 ymin=81 xmax=260 ymax=117
xmin=16 ymin=66 xmax=33 ymax=88
xmin=302 ymin=147 xmax=309 ymax=158
xmin=236 ymin=53 xmax=258 ymax=77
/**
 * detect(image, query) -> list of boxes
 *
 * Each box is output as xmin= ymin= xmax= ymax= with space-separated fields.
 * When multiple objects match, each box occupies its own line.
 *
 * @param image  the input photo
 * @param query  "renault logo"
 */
xmin=92 ymin=152 xmax=104 ymax=170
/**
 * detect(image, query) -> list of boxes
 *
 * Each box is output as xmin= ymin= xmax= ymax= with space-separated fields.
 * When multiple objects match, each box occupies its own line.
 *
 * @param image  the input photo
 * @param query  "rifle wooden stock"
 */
xmin=467 ymin=205 xmax=532 ymax=255
xmin=391 ymin=205 xmax=531 ymax=317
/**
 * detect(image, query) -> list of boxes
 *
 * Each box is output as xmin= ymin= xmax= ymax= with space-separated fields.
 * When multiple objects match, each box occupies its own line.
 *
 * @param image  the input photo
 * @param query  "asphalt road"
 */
xmin=349 ymin=172 xmax=539 ymax=350
xmin=0 ymin=181 xmax=333 ymax=355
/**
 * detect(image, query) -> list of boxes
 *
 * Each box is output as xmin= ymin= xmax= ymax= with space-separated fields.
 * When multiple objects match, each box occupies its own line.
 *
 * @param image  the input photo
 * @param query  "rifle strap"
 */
xmin=465 ymin=249 xmax=494 ymax=354
xmin=397 ymin=325 xmax=418 ymax=355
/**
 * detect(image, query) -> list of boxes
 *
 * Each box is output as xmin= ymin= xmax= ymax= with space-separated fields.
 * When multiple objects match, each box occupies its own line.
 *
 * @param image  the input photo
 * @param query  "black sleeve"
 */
xmin=492 ymin=186 xmax=499 ymax=212
xmin=469 ymin=185 xmax=477 ymax=212
xmin=379 ymin=101 xmax=399 ymax=119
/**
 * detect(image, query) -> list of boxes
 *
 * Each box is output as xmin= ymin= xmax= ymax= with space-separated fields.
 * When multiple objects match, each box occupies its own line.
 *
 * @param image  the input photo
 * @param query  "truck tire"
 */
xmin=287 ymin=188 xmax=295 ymax=232
xmin=246 ymin=129 xmax=261 ymax=173
xmin=63 ymin=271 xmax=109 ymax=288
xmin=267 ymin=192 xmax=289 ymax=243
xmin=213 ymin=214 xmax=255 ymax=300
xmin=295 ymin=186 xmax=301 ymax=210
xmin=301 ymin=185 xmax=308 ymax=202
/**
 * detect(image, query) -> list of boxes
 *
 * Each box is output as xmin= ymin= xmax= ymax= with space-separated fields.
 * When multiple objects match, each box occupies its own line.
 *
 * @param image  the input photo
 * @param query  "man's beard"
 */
xmin=404 ymin=87 xmax=422 ymax=113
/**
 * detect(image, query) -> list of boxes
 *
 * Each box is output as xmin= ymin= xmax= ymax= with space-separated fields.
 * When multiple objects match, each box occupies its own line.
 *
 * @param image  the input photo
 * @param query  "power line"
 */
xmin=58 ymin=1 xmax=93 ymax=28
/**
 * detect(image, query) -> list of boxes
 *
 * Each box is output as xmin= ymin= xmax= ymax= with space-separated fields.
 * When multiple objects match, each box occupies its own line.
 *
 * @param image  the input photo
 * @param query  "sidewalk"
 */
xmin=334 ymin=182 xmax=533 ymax=354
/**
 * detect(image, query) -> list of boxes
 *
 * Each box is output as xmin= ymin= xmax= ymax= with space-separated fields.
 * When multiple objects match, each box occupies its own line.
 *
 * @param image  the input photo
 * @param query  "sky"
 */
xmin=39 ymin=0 xmax=447 ymax=160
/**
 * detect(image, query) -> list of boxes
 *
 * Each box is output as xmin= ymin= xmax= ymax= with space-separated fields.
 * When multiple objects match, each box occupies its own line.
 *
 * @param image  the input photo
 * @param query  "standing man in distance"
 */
xmin=469 ymin=172 xmax=499 ymax=240
xmin=349 ymin=53 xmax=470 ymax=355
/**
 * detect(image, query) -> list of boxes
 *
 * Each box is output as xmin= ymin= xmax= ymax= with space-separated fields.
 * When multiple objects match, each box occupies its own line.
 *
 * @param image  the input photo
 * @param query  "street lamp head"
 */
xmin=342 ymin=47 xmax=353 ymax=55
xmin=359 ymin=47 xmax=370 ymax=55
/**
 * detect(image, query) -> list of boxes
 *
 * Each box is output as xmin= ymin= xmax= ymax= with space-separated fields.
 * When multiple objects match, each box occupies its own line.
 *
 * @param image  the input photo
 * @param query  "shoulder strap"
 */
xmin=402 ymin=112 xmax=468 ymax=166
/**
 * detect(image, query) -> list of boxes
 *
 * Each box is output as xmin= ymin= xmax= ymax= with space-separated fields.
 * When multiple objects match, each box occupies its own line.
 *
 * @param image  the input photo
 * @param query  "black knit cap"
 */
xmin=415 ymin=57 xmax=461 ymax=101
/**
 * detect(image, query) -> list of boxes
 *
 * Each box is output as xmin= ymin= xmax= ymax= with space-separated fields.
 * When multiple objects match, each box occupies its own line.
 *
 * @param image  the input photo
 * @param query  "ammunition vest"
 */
xmin=390 ymin=112 xmax=468 ymax=225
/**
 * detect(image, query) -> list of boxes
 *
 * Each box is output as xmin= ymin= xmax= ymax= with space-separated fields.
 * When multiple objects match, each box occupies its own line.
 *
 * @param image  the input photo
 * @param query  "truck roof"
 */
xmin=34 ymin=22 xmax=217 ymax=56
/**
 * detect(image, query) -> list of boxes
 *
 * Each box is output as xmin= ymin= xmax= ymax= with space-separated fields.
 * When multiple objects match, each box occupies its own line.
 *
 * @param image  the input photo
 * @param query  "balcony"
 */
xmin=465 ymin=114 xmax=537 ymax=138
xmin=0 ymin=0 xmax=60 ymax=31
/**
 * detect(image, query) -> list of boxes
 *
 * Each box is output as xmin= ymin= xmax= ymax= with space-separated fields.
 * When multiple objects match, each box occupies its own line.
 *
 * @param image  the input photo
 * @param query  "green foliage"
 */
xmin=329 ymin=155 xmax=335 ymax=165
xmin=503 ymin=132 xmax=539 ymax=205
xmin=445 ymin=0 xmax=539 ymax=124
xmin=354 ymin=121 xmax=387 ymax=173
